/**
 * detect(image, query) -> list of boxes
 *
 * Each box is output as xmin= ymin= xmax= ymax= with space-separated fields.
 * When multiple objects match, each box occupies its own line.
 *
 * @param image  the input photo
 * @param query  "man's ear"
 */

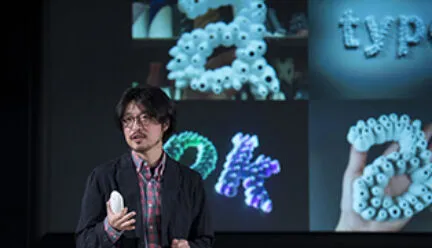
xmin=162 ymin=120 xmax=170 ymax=132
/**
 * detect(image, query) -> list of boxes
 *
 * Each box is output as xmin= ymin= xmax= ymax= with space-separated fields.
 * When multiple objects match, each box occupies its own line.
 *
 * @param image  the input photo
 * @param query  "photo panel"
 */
xmin=309 ymin=100 xmax=432 ymax=232
xmin=172 ymin=101 xmax=309 ymax=232
xmin=308 ymin=0 xmax=432 ymax=99
xmin=39 ymin=0 xmax=311 ymax=236
xmin=129 ymin=0 xmax=309 ymax=101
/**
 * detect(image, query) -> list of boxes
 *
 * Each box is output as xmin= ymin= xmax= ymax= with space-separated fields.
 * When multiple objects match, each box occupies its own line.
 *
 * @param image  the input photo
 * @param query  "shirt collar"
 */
xmin=131 ymin=150 xmax=166 ymax=179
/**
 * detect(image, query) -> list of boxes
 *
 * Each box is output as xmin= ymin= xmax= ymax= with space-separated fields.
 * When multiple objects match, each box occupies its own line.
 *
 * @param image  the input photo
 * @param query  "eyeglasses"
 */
xmin=122 ymin=113 xmax=154 ymax=128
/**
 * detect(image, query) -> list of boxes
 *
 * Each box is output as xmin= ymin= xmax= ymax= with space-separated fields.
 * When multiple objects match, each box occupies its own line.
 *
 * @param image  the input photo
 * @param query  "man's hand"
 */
xmin=106 ymin=201 xmax=136 ymax=231
xmin=171 ymin=239 xmax=190 ymax=248
xmin=336 ymin=123 xmax=432 ymax=232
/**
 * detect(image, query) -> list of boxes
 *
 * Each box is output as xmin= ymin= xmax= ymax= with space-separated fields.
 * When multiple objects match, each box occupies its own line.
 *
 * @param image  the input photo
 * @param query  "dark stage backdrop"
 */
xmin=309 ymin=0 xmax=432 ymax=99
xmin=38 ymin=0 xmax=133 ymax=236
xmin=309 ymin=100 xmax=432 ymax=232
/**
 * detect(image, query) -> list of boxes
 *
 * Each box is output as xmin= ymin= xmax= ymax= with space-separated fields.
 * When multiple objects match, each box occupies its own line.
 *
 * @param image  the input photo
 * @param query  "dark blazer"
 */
xmin=75 ymin=152 xmax=215 ymax=248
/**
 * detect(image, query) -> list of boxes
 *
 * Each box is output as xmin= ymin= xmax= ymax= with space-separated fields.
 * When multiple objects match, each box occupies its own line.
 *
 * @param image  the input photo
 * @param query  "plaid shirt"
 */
xmin=104 ymin=151 xmax=166 ymax=248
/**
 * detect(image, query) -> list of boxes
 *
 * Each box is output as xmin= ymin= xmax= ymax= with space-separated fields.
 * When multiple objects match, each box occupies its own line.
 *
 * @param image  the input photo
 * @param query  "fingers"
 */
xmin=107 ymin=203 xmax=128 ymax=222
xmin=106 ymin=201 xmax=113 ymax=215
xmin=178 ymin=242 xmax=189 ymax=248
xmin=340 ymin=146 xmax=368 ymax=211
xmin=118 ymin=218 xmax=136 ymax=230
xmin=345 ymin=146 xmax=368 ymax=178
xmin=382 ymin=142 xmax=399 ymax=156
xmin=171 ymin=239 xmax=178 ymax=248
xmin=424 ymin=123 xmax=432 ymax=141
xmin=119 ymin=207 xmax=129 ymax=218
xmin=122 ymin=225 xmax=136 ymax=231
xmin=117 ymin=211 xmax=136 ymax=224
xmin=179 ymin=240 xmax=189 ymax=248
xmin=171 ymin=239 xmax=189 ymax=248
xmin=423 ymin=123 xmax=432 ymax=161
xmin=423 ymin=124 xmax=432 ymax=152
xmin=106 ymin=202 xmax=137 ymax=231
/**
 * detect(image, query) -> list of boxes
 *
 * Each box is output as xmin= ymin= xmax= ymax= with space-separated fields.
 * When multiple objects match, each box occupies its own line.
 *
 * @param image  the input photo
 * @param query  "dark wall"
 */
xmin=38 ymin=0 xmax=133 ymax=236
xmin=4 ymin=0 xmax=42 ymax=247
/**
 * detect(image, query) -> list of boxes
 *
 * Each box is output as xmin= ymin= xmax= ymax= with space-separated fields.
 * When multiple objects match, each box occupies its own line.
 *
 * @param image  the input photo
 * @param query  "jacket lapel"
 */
xmin=116 ymin=153 xmax=145 ymax=242
xmin=161 ymin=156 xmax=180 ymax=243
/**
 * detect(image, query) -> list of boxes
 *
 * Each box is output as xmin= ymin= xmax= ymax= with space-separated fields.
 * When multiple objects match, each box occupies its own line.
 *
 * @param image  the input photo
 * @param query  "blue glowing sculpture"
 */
xmin=164 ymin=131 xmax=218 ymax=179
xmin=214 ymin=132 xmax=280 ymax=213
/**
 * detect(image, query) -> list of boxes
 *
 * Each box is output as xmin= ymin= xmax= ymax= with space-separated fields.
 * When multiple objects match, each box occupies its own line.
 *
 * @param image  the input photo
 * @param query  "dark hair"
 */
xmin=115 ymin=85 xmax=176 ymax=143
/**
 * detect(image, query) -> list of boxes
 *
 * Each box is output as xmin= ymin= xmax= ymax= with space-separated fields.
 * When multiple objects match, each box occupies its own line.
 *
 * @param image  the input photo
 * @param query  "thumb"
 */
xmin=172 ymin=239 xmax=179 ymax=243
xmin=340 ymin=146 xmax=367 ymax=211
xmin=345 ymin=146 xmax=368 ymax=179
xmin=106 ymin=201 xmax=113 ymax=215
xmin=423 ymin=123 xmax=432 ymax=153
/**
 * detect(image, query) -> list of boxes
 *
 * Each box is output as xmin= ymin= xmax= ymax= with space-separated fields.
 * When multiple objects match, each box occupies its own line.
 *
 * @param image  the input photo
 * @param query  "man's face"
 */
xmin=122 ymin=101 xmax=168 ymax=153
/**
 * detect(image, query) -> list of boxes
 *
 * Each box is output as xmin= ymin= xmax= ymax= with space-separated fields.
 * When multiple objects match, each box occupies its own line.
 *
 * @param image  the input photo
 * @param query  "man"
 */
xmin=75 ymin=86 xmax=214 ymax=248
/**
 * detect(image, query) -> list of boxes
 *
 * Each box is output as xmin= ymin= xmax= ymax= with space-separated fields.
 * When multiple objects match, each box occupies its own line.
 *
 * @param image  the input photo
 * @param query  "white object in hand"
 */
xmin=110 ymin=190 xmax=124 ymax=214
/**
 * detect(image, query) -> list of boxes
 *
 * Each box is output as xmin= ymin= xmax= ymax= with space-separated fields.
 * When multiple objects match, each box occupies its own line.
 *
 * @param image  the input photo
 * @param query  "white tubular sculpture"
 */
xmin=109 ymin=190 xmax=124 ymax=214
xmin=347 ymin=113 xmax=432 ymax=221
xmin=167 ymin=0 xmax=282 ymax=100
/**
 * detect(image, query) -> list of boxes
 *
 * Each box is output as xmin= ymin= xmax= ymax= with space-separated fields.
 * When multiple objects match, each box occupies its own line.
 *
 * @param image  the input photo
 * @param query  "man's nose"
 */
xmin=131 ymin=120 xmax=145 ymax=130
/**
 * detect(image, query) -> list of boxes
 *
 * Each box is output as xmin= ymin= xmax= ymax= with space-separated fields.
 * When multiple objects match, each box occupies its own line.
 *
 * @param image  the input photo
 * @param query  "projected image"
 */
xmin=164 ymin=131 xmax=280 ymax=213
xmin=338 ymin=10 xmax=427 ymax=58
xmin=164 ymin=131 xmax=218 ymax=179
xmin=129 ymin=0 xmax=308 ymax=101
xmin=309 ymin=101 xmax=432 ymax=232
xmin=308 ymin=0 xmax=432 ymax=99
xmin=171 ymin=101 xmax=309 ymax=231
xmin=346 ymin=114 xmax=432 ymax=222
xmin=214 ymin=133 xmax=280 ymax=214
